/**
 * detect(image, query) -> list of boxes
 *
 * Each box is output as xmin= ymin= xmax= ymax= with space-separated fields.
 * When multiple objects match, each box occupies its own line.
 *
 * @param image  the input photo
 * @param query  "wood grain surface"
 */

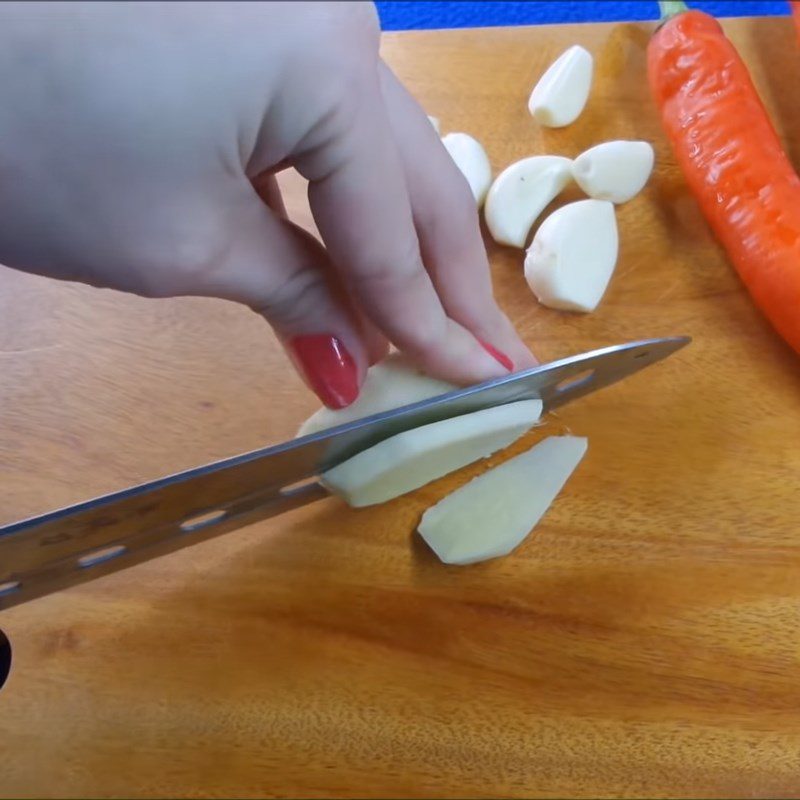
xmin=2 ymin=16 xmax=800 ymax=799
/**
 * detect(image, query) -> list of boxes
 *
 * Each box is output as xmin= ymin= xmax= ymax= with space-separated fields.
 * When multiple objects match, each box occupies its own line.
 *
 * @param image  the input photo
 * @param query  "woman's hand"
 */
xmin=0 ymin=1 xmax=535 ymax=407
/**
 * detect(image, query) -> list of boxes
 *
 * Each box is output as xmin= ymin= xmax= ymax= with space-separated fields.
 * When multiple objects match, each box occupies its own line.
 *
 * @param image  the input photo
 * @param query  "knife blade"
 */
xmin=0 ymin=336 xmax=689 ymax=611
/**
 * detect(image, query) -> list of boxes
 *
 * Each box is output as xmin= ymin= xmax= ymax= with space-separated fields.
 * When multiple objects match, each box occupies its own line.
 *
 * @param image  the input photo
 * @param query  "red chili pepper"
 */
xmin=648 ymin=1 xmax=800 ymax=355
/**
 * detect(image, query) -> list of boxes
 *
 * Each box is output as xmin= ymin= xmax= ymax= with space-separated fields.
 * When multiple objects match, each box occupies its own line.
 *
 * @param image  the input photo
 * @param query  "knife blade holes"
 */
xmin=555 ymin=369 xmax=595 ymax=394
xmin=180 ymin=508 xmax=226 ymax=533
xmin=78 ymin=544 xmax=127 ymax=569
xmin=280 ymin=478 xmax=320 ymax=497
xmin=0 ymin=629 xmax=10 ymax=691
xmin=0 ymin=581 xmax=20 ymax=598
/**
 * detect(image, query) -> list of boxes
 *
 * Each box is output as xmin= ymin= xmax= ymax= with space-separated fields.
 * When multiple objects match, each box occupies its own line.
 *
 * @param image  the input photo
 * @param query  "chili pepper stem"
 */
xmin=658 ymin=1 xmax=689 ymax=21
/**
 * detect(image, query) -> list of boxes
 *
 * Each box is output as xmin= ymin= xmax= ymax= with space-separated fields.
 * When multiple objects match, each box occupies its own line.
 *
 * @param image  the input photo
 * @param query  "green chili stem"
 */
xmin=658 ymin=1 xmax=689 ymax=21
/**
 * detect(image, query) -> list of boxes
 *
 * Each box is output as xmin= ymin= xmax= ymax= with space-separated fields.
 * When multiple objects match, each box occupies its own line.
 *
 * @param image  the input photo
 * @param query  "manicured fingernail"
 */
xmin=479 ymin=340 xmax=514 ymax=372
xmin=288 ymin=334 xmax=359 ymax=409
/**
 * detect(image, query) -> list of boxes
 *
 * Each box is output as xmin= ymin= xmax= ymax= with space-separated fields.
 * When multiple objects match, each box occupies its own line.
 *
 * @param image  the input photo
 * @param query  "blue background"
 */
xmin=375 ymin=1 xmax=789 ymax=30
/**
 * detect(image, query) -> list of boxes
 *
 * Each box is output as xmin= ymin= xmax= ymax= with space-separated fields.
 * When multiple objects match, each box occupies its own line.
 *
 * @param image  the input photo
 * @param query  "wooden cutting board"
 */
xmin=2 ymin=16 xmax=800 ymax=799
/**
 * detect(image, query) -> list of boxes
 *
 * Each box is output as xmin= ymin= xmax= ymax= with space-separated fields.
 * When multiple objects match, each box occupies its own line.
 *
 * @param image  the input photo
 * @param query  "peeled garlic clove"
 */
xmin=484 ymin=156 xmax=573 ymax=248
xmin=427 ymin=115 xmax=441 ymax=134
xmin=297 ymin=352 xmax=455 ymax=438
xmin=524 ymin=199 xmax=618 ymax=313
xmin=528 ymin=45 xmax=593 ymax=128
xmin=442 ymin=132 xmax=492 ymax=206
xmin=572 ymin=141 xmax=654 ymax=204
xmin=418 ymin=435 xmax=588 ymax=565
xmin=322 ymin=400 xmax=542 ymax=507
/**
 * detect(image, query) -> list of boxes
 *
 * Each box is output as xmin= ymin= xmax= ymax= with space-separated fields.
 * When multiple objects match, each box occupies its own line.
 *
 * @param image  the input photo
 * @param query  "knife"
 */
xmin=0 ymin=336 xmax=689 ymax=611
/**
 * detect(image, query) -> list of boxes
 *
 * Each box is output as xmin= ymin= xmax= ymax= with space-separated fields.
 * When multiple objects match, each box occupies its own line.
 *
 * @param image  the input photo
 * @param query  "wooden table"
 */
xmin=2 ymin=16 xmax=800 ymax=799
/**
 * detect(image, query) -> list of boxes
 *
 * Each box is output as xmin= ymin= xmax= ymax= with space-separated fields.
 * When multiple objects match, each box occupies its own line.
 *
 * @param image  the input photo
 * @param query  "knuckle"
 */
xmin=421 ymin=186 xmax=478 ymax=253
xmin=256 ymin=267 xmax=324 ymax=327
xmin=330 ymin=2 xmax=380 ymax=47
xmin=359 ymin=238 xmax=426 ymax=294
xmin=126 ymin=213 xmax=233 ymax=298
xmin=450 ymin=176 xmax=481 ymax=222
xmin=403 ymin=323 xmax=442 ymax=358
xmin=351 ymin=3 xmax=381 ymax=43
xmin=438 ymin=165 xmax=481 ymax=224
xmin=304 ymin=2 xmax=379 ymax=65
xmin=352 ymin=244 xmax=447 ymax=355
xmin=331 ymin=12 xmax=379 ymax=84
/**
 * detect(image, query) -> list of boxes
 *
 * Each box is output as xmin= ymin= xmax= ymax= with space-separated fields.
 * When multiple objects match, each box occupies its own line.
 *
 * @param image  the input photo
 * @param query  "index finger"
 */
xmin=379 ymin=62 xmax=537 ymax=372
xmin=294 ymin=69 xmax=511 ymax=386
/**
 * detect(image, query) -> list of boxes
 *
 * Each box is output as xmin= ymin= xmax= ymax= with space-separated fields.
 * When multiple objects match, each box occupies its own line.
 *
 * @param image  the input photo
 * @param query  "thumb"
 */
xmin=203 ymin=193 xmax=370 ymax=409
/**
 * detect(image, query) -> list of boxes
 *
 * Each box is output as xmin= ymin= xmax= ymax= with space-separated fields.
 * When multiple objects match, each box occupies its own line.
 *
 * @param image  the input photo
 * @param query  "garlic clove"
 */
xmin=484 ymin=155 xmax=573 ymax=248
xmin=442 ymin=132 xmax=492 ymax=206
xmin=528 ymin=45 xmax=593 ymax=128
xmin=572 ymin=140 xmax=654 ymax=204
xmin=524 ymin=199 xmax=618 ymax=313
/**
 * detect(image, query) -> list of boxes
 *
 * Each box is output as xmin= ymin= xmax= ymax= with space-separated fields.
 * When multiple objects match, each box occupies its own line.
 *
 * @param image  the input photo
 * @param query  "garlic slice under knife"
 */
xmin=418 ymin=435 xmax=588 ymax=565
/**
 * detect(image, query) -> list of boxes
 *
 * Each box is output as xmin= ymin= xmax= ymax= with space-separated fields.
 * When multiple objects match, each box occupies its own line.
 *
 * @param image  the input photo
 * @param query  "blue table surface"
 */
xmin=376 ymin=1 xmax=789 ymax=31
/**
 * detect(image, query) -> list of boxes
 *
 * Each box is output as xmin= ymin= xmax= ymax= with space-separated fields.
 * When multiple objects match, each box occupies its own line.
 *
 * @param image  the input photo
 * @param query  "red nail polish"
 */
xmin=289 ymin=334 xmax=359 ymax=409
xmin=479 ymin=340 xmax=514 ymax=372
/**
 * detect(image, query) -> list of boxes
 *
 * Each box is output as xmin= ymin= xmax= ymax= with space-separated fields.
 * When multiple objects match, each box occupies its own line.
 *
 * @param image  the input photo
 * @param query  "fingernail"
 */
xmin=479 ymin=340 xmax=514 ymax=372
xmin=289 ymin=334 xmax=360 ymax=409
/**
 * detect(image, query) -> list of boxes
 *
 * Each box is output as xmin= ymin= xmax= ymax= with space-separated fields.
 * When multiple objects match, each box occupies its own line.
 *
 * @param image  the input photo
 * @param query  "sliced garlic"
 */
xmin=427 ymin=115 xmax=441 ymax=135
xmin=528 ymin=45 xmax=593 ymax=128
xmin=322 ymin=400 xmax=542 ymax=507
xmin=524 ymin=199 xmax=618 ymax=313
xmin=442 ymin=132 xmax=492 ymax=206
xmin=297 ymin=352 xmax=454 ymax=438
xmin=572 ymin=141 xmax=654 ymax=204
xmin=484 ymin=156 xmax=573 ymax=248
xmin=418 ymin=435 xmax=588 ymax=565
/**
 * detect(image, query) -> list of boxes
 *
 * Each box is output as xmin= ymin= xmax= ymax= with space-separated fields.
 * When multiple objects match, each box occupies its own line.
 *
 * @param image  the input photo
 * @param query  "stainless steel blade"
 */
xmin=0 ymin=336 xmax=689 ymax=610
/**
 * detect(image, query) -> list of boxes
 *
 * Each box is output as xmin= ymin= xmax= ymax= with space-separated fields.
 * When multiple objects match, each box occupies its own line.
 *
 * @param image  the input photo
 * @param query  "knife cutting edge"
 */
xmin=0 ymin=336 xmax=689 ymax=611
